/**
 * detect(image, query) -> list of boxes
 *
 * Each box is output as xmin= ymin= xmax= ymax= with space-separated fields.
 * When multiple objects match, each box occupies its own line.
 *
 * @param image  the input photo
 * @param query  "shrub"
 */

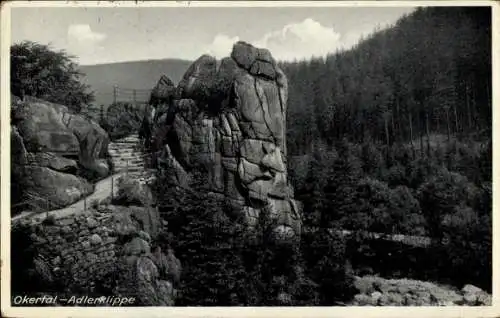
xmin=114 ymin=175 xmax=153 ymax=206
xmin=90 ymin=199 xmax=100 ymax=209
xmin=101 ymin=102 xmax=146 ymax=140
xmin=11 ymin=41 xmax=94 ymax=113
xmin=302 ymin=227 xmax=357 ymax=305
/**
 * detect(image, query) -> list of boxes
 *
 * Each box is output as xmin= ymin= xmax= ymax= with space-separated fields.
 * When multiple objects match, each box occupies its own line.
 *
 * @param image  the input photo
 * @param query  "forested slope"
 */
xmin=281 ymin=6 xmax=492 ymax=292
xmin=281 ymin=7 xmax=491 ymax=154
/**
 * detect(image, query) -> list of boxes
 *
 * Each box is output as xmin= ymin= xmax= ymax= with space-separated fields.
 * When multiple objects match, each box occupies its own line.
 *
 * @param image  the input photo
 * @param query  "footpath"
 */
xmin=12 ymin=133 xmax=155 ymax=224
xmin=11 ymin=172 xmax=125 ymax=223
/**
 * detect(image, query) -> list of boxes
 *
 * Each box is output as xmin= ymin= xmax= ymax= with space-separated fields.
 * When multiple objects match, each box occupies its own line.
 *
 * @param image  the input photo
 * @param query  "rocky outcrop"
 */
xmin=147 ymin=42 xmax=301 ymax=243
xmin=11 ymin=204 xmax=180 ymax=306
xmin=350 ymin=276 xmax=492 ymax=306
xmin=11 ymin=97 xmax=110 ymax=214
xmin=149 ymin=75 xmax=176 ymax=106
xmin=143 ymin=76 xmax=177 ymax=150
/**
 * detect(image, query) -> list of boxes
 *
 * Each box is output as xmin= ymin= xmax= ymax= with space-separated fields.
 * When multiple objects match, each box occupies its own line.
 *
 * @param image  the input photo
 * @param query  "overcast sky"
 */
xmin=11 ymin=5 xmax=415 ymax=65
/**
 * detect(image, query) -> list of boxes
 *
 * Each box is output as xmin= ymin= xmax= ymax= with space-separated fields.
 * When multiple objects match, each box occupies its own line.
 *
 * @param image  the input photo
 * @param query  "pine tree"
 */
xmin=323 ymin=139 xmax=362 ymax=227
xmin=174 ymin=186 xmax=248 ymax=306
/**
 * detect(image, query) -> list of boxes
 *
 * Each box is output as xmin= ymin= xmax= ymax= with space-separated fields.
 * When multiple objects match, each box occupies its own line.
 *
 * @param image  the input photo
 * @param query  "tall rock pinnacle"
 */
xmin=148 ymin=41 xmax=301 ymax=242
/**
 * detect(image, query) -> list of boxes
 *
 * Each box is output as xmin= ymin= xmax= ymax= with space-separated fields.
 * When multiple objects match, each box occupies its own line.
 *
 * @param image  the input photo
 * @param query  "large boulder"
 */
xmin=11 ymin=97 xmax=110 ymax=214
xmin=20 ymin=166 xmax=93 ymax=208
xmin=231 ymin=41 xmax=278 ymax=80
xmin=12 ymin=98 xmax=80 ymax=154
xmin=149 ymin=75 xmax=176 ymax=106
xmin=177 ymin=54 xmax=217 ymax=101
xmin=149 ymin=41 xmax=301 ymax=243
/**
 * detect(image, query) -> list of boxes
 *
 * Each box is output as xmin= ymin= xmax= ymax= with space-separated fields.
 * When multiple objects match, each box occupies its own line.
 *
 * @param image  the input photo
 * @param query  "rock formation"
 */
xmin=149 ymin=75 xmax=176 ymax=107
xmin=11 ymin=96 xmax=110 ymax=214
xmin=350 ymin=275 xmax=492 ymax=306
xmin=147 ymin=42 xmax=302 ymax=242
xmin=143 ymin=76 xmax=176 ymax=150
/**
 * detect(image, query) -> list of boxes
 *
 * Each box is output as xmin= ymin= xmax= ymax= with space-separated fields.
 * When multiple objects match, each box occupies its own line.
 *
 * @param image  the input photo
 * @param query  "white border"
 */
xmin=1 ymin=1 xmax=499 ymax=317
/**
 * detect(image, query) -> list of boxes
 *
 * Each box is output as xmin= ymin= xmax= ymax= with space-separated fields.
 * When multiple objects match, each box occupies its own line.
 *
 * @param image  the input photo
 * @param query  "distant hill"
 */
xmin=79 ymin=59 xmax=192 ymax=107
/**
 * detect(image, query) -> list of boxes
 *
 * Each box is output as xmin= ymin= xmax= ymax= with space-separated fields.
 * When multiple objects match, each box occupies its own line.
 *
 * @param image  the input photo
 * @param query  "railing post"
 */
xmin=113 ymin=85 xmax=117 ymax=104
xmin=111 ymin=176 xmax=114 ymax=199
xmin=84 ymin=196 xmax=87 ymax=211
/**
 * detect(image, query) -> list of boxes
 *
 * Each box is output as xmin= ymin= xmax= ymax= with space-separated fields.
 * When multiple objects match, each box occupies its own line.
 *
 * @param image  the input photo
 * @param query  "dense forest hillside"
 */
xmin=279 ymin=6 xmax=492 ymax=292
xmin=280 ymin=7 xmax=491 ymax=155
xmin=80 ymin=59 xmax=192 ymax=106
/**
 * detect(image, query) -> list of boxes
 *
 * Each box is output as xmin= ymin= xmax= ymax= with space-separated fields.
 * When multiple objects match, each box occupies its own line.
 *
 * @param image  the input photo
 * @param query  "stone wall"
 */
xmin=11 ymin=204 xmax=180 ymax=306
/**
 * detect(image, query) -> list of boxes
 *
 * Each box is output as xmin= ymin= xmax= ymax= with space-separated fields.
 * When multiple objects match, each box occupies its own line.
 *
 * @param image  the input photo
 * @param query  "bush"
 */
xmin=439 ymin=205 xmax=492 ymax=291
xmin=101 ymin=102 xmax=146 ymax=140
xmin=418 ymin=170 xmax=478 ymax=238
xmin=11 ymin=41 xmax=94 ymax=113
xmin=90 ymin=199 xmax=100 ymax=209
xmin=113 ymin=175 xmax=153 ymax=206
xmin=302 ymin=227 xmax=356 ymax=305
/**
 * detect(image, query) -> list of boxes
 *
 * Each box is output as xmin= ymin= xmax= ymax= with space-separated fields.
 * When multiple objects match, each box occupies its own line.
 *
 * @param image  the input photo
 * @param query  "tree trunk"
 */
xmin=409 ymin=112 xmax=415 ymax=158
xmin=453 ymin=103 xmax=460 ymax=138
xmin=391 ymin=111 xmax=396 ymax=145
xmin=419 ymin=112 xmax=424 ymax=158
xmin=361 ymin=114 xmax=365 ymax=143
xmin=445 ymin=106 xmax=451 ymax=142
xmin=384 ymin=113 xmax=390 ymax=148
xmin=384 ymin=112 xmax=390 ymax=163
xmin=471 ymin=80 xmax=477 ymax=130
xmin=465 ymin=82 xmax=472 ymax=132
xmin=436 ymin=113 xmax=440 ymax=135
xmin=396 ymin=97 xmax=402 ymax=142
xmin=425 ymin=111 xmax=431 ymax=157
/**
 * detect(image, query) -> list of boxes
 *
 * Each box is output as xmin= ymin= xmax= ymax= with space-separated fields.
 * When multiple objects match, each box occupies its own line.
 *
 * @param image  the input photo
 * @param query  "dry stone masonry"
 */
xmin=12 ymin=204 xmax=180 ymax=306
xmin=145 ymin=41 xmax=302 ymax=242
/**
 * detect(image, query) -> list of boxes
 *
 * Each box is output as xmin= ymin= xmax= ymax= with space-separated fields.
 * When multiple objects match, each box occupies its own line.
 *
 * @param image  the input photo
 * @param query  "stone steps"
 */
xmin=108 ymin=145 xmax=141 ymax=151
xmin=113 ymin=166 xmax=144 ymax=173
xmin=107 ymin=134 xmax=157 ymax=184
xmin=108 ymin=146 xmax=141 ymax=152
xmin=108 ymin=148 xmax=140 ymax=154
xmin=113 ymin=158 xmax=145 ymax=164
xmin=114 ymin=135 xmax=140 ymax=142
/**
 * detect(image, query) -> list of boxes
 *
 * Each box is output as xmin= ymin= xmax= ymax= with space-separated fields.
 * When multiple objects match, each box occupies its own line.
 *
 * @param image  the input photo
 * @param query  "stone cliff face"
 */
xmin=11 ymin=96 xmax=110 ymax=214
xmin=147 ymin=42 xmax=301 ymax=242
